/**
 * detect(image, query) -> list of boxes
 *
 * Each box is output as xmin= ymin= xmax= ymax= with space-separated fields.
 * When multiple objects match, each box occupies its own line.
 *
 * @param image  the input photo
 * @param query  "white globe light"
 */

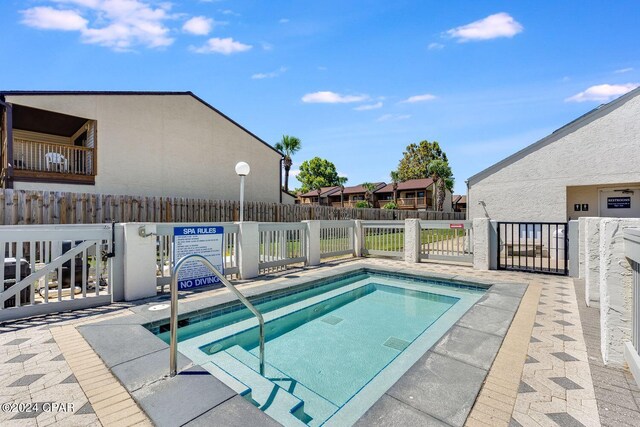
xmin=235 ymin=161 xmax=251 ymax=176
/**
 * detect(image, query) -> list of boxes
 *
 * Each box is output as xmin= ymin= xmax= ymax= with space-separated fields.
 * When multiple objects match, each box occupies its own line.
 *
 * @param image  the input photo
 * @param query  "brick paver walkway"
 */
xmin=0 ymin=259 xmax=635 ymax=426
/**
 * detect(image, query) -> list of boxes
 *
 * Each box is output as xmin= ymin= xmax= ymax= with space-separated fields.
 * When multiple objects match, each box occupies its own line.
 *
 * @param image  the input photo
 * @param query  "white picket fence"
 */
xmin=420 ymin=220 xmax=473 ymax=263
xmin=0 ymin=219 xmax=476 ymax=321
xmin=0 ymin=224 xmax=113 ymax=322
xmin=258 ymin=222 xmax=307 ymax=273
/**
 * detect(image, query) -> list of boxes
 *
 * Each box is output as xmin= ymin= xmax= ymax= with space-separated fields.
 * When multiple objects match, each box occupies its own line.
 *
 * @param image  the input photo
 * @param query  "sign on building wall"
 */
xmin=607 ymin=197 xmax=631 ymax=209
xmin=173 ymin=226 xmax=224 ymax=290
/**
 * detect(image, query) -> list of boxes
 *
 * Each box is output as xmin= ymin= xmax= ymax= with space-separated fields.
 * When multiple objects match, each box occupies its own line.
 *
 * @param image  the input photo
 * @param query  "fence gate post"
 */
xmin=237 ymin=222 xmax=259 ymax=279
xmin=354 ymin=220 xmax=364 ymax=257
xmin=404 ymin=219 xmax=421 ymax=263
xmin=123 ymin=223 xmax=157 ymax=301
xmin=473 ymin=218 xmax=491 ymax=271
xmin=304 ymin=220 xmax=321 ymax=266
xmin=111 ymin=223 xmax=125 ymax=301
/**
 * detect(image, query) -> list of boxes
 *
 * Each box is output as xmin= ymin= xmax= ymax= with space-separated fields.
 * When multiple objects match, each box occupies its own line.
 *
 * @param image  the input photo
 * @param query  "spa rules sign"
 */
xmin=173 ymin=226 xmax=224 ymax=290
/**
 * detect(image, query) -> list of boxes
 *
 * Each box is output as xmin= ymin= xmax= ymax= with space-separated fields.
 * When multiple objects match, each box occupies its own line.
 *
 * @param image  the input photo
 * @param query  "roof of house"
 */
xmin=299 ymin=186 xmax=341 ymax=198
xmin=452 ymin=195 xmax=467 ymax=204
xmin=466 ymin=86 xmax=640 ymax=185
xmin=375 ymin=178 xmax=435 ymax=193
xmin=339 ymin=182 xmax=386 ymax=195
xmin=0 ymin=90 xmax=283 ymax=156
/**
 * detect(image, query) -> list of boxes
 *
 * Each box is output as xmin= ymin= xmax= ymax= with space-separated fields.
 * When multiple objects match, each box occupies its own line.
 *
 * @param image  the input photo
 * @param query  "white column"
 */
xmin=568 ymin=220 xmax=579 ymax=278
xmin=303 ymin=220 xmax=321 ymax=266
xmin=123 ymin=223 xmax=157 ymax=301
xmin=584 ymin=217 xmax=601 ymax=307
xmin=473 ymin=218 xmax=491 ymax=270
xmin=238 ymin=221 xmax=259 ymax=279
xmin=404 ymin=219 xmax=421 ymax=263
xmin=110 ymin=224 xmax=125 ymax=302
xmin=354 ymin=220 xmax=364 ymax=257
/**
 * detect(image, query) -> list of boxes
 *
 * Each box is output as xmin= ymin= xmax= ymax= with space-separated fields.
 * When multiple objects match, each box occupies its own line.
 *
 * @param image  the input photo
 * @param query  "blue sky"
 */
xmin=1 ymin=1 xmax=639 ymax=194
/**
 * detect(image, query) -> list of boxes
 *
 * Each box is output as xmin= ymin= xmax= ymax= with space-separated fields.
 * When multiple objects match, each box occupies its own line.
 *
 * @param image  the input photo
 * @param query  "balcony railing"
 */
xmin=395 ymin=197 xmax=432 ymax=209
xmin=13 ymin=138 xmax=94 ymax=177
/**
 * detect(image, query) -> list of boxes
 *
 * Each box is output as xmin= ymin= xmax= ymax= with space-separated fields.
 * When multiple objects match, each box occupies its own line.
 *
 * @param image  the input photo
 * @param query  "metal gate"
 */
xmin=497 ymin=222 xmax=568 ymax=275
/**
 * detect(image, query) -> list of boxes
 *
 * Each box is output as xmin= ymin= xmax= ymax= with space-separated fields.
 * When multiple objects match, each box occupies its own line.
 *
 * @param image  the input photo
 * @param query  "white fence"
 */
xmin=258 ymin=222 xmax=307 ymax=273
xmin=154 ymin=223 xmax=239 ymax=291
xmin=624 ymin=228 xmax=640 ymax=386
xmin=0 ymin=224 xmax=113 ymax=321
xmin=1 ymin=219 xmax=477 ymax=321
xmin=320 ymin=220 xmax=355 ymax=259
xmin=420 ymin=220 xmax=473 ymax=264
xmin=361 ymin=221 xmax=406 ymax=258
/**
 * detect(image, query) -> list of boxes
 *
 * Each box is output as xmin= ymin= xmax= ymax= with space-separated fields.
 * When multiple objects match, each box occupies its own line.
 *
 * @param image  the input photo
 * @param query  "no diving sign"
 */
xmin=173 ymin=226 xmax=224 ymax=291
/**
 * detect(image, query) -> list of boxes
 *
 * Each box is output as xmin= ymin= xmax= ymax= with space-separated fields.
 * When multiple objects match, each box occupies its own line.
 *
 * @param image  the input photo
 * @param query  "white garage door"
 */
xmin=599 ymin=188 xmax=640 ymax=218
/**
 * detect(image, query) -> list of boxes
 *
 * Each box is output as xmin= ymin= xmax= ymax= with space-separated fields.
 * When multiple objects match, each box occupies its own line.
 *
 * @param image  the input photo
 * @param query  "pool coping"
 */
xmin=77 ymin=261 xmax=528 ymax=426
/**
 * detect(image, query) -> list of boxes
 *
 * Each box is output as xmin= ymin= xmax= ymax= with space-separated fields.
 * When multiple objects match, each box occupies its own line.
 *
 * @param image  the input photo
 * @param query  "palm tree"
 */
xmin=274 ymin=135 xmax=302 ymax=193
xmin=427 ymin=160 xmax=454 ymax=211
xmin=390 ymin=171 xmax=401 ymax=204
xmin=361 ymin=182 xmax=377 ymax=208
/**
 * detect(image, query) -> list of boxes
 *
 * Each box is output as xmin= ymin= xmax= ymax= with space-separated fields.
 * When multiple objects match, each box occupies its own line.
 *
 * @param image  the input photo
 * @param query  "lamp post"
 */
xmin=235 ymin=161 xmax=251 ymax=222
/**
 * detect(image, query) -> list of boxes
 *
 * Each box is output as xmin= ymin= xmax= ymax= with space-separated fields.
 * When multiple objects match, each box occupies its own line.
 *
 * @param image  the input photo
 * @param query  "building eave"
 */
xmin=466 ymin=86 xmax=640 ymax=186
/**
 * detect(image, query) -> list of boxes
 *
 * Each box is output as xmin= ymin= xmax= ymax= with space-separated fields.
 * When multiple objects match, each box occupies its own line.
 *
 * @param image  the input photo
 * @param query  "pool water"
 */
xmin=159 ymin=271 xmax=486 ymax=426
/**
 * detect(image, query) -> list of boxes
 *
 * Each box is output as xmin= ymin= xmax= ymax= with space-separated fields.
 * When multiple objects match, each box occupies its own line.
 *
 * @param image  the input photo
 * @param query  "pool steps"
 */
xmin=208 ymin=348 xmax=308 ymax=426
xmin=225 ymin=345 xmax=339 ymax=426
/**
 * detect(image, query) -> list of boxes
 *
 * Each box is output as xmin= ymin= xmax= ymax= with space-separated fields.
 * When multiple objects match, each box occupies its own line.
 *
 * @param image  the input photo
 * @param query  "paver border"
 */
xmin=77 ymin=261 xmax=528 ymax=426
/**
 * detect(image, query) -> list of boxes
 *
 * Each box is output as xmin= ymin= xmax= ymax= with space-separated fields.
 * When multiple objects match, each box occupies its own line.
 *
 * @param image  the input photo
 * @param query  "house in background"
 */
xmin=298 ymin=186 xmax=341 ymax=206
xmin=0 ymin=91 xmax=292 ymax=203
xmin=452 ymin=195 xmax=467 ymax=212
xmin=374 ymin=178 xmax=453 ymax=212
xmin=327 ymin=183 xmax=386 ymax=207
xmin=467 ymin=87 xmax=640 ymax=221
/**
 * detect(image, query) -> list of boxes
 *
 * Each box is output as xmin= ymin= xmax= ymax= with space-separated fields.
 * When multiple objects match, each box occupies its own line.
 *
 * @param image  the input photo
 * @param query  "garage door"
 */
xmin=599 ymin=188 xmax=640 ymax=218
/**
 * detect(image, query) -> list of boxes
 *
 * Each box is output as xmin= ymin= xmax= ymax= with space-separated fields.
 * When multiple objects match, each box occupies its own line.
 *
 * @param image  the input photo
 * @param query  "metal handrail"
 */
xmin=169 ymin=254 xmax=265 ymax=376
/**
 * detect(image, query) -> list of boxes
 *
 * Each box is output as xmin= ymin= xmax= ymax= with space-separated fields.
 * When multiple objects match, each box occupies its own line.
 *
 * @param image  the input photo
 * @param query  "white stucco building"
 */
xmin=0 ymin=91 xmax=289 ymax=203
xmin=467 ymin=87 xmax=640 ymax=221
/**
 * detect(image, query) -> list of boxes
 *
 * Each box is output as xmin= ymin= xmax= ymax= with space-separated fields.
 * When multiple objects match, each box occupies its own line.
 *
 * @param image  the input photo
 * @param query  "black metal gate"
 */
xmin=497 ymin=222 xmax=569 ymax=275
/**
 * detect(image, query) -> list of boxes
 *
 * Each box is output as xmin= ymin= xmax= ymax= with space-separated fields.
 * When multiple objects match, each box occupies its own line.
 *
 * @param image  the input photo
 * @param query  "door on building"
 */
xmin=599 ymin=188 xmax=640 ymax=218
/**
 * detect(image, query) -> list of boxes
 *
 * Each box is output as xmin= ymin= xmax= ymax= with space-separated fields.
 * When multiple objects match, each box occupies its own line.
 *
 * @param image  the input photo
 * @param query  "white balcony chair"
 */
xmin=45 ymin=152 xmax=69 ymax=172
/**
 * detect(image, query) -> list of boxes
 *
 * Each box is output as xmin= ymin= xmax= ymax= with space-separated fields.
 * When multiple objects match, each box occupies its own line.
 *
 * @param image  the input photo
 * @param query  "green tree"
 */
xmin=274 ymin=135 xmax=302 ymax=193
xmin=297 ymin=157 xmax=347 ymax=194
xmin=395 ymin=140 xmax=447 ymax=181
xmin=361 ymin=182 xmax=377 ymax=207
xmin=427 ymin=159 xmax=455 ymax=211
xmin=389 ymin=171 xmax=401 ymax=204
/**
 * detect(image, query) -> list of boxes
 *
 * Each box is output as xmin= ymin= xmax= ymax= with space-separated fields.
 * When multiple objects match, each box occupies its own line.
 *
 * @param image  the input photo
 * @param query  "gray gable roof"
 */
xmin=467 ymin=86 xmax=640 ymax=185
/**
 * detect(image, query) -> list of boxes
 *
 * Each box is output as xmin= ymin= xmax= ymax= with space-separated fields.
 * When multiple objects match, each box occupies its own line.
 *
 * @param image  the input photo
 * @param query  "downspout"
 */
xmin=465 ymin=179 xmax=470 ymax=219
xmin=0 ymin=97 xmax=13 ymax=189
xmin=279 ymin=156 xmax=283 ymax=203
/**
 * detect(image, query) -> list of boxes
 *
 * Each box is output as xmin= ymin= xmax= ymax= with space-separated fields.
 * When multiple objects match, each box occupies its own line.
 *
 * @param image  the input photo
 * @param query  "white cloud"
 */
xmin=251 ymin=67 xmax=287 ymax=79
xmin=614 ymin=67 xmax=633 ymax=74
xmin=183 ymin=16 xmax=213 ymax=35
xmin=317 ymin=66 xmax=327 ymax=71
xmin=377 ymin=114 xmax=411 ymax=122
xmin=301 ymin=91 xmax=369 ymax=104
xmin=401 ymin=93 xmax=437 ymax=103
xmin=428 ymin=42 xmax=444 ymax=50
xmin=21 ymin=7 xmax=88 ymax=31
xmin=279 ymin=18 xmax=289 ymax=24
xmin=565 ymin=83 xmax=639 ymax=102
xmin=191 ymin=37 xmax=252 ymax=54
xmin=260 ymin=42 xmax=273 ymax=51
xmin=21 ymin=0 xmax=175 ymax=50
xmin=447 ymin=12 xmax=523 ymax=42
xmin=354 ymin=102 xmax=383 ymax=111
xmin=220 ymin=9 xmax=239 ymax=16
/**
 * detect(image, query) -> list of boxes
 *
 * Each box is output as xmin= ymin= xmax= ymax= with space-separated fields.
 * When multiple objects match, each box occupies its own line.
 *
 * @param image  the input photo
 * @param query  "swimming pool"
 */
xmin=154 ymin=271 xmax=487 ymax=426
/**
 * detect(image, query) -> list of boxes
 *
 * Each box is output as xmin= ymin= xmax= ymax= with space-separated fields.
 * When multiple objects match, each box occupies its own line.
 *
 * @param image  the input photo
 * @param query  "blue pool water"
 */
xmin=155 ymin=271 xmax=486 ymax=426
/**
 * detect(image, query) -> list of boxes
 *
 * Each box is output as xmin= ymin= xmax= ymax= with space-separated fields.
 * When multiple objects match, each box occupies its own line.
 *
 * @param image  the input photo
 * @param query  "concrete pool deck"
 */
xmin=0 ymin=258 xmax=638 ymax=426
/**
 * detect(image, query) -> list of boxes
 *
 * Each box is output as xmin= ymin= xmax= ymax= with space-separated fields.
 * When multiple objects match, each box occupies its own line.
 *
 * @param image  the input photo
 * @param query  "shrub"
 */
xmin=355 ymin=201 xmax=370 ymax=208
xmin=382 ymin=202 xmax=398 ymax=210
